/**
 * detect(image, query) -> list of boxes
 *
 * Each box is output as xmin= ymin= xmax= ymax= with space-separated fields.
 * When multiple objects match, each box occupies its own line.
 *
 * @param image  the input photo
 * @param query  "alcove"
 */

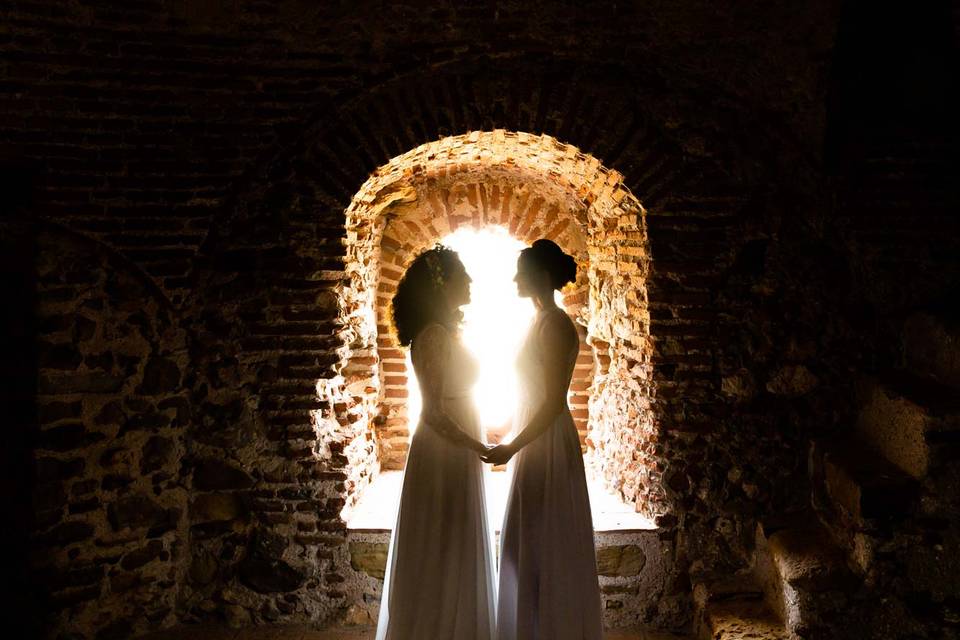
xmin=320 ymin=131 xmax=659 ymax=529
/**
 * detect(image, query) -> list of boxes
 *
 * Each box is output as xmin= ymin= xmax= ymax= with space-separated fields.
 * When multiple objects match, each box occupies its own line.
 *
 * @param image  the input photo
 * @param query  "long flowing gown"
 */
xmin=376 ymin=323 xmax=497 ymax=640
xmin=496 ymin=307 xmax=603 ymax=640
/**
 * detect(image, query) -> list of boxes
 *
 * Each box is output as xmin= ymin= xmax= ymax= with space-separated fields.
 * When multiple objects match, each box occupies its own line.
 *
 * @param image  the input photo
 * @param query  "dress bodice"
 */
xmin=411 ymin=323 xmax=479 ymax=400
xmin=516 ymin=307 xmax=579 ymax=405
xmin=443 ymin=335 xmax=480 ymax=398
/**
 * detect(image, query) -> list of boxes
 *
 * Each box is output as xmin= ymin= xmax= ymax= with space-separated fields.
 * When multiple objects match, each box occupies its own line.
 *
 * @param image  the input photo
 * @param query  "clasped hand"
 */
xmin=479 ymin=443 xmax=515 ymax=465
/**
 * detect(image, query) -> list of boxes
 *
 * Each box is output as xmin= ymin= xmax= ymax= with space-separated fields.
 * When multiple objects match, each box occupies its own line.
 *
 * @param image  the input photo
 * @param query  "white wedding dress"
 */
xmin=496 ymin=307 xmax=603 ymax=640
xmin=376 ymin=323 xmax=497 ymax=640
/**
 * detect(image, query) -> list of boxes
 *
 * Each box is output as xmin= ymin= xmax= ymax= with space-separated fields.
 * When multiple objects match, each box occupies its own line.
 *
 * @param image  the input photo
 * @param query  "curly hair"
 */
xmin=391 ymin=245 xmax=465 ymax=347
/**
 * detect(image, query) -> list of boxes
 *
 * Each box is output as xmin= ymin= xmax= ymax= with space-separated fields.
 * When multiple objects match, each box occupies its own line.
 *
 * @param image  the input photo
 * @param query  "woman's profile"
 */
xmin=483 ymin=239 xmax=603 ymax=640
xmin=375 ymin=245 xmax=496 ymax=640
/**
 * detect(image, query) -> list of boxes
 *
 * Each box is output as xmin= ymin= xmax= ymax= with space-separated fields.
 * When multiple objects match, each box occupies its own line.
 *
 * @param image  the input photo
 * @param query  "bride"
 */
xmin=483 ymin=239 xmax=603 ymax=640
xmin=375 ymin=245 xmax=497 ymax=640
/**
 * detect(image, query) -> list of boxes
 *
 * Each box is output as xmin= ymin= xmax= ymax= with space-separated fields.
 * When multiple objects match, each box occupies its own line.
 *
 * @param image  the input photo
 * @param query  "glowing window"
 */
xmin=405 ymin=226 xmax=563 ymax=439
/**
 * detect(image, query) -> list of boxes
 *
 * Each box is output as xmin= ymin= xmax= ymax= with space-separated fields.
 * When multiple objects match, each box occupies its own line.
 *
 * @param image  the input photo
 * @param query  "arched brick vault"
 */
xmin=371 ymin=171 xmax=596 ymax=470
xmin=190 ymin=58 xmax=772 ymax=619
xmin=198 ymin=61 xmax=749 ymax=500
xmin=340 ymin=132 xmax=654 ymax=510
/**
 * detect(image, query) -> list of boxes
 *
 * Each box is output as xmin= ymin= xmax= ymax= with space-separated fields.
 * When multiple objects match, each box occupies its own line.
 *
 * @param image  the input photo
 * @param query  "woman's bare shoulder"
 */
xmin=538 ymin=308 xmax=577 ymax=347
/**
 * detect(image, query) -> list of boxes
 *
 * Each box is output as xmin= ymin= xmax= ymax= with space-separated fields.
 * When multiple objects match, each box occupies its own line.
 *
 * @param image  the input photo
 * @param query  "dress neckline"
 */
xmin=536 ymin=305 xmax=566 ymax=320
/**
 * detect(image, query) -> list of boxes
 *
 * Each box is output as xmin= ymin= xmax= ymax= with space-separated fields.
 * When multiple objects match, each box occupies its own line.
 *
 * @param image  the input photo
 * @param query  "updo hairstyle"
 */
xmin=520 ymin=239 xmax=577 ymax=290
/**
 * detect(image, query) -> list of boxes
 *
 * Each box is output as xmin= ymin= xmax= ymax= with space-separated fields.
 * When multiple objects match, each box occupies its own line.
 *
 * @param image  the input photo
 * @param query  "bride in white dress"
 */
xmin=483 ymin=239 xmax=603 ymax=640
xmin=376 ymin=245 xmax=497 ymax=640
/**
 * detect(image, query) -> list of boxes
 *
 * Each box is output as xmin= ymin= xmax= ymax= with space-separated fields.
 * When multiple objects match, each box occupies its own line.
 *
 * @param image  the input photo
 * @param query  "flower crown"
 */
xmin=424 ymin=248 xmax=446 ymax=289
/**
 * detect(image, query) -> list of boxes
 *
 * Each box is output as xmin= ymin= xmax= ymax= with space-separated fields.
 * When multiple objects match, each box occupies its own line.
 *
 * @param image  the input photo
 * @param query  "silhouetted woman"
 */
xmin=483 ymin=239 xmax=603 ymax=640
xmin=376 ymin=245 xmax=496 ymax=640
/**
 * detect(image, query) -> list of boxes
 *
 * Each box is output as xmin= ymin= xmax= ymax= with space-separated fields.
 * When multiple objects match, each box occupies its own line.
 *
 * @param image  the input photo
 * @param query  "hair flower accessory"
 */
xmin=425 ymin=247 xmax=445 ymax=288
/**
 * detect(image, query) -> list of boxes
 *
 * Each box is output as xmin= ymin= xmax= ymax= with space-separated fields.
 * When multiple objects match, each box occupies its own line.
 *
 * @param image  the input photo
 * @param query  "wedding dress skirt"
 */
xmin=496 ymin=308 xmax=603 ymax=640
xmin=376 ymin=325 xmax=497 ymax=640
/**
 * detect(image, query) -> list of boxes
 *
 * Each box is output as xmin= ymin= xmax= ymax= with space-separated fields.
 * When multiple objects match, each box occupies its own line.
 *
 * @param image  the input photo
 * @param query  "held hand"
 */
xmin=474 ymin=442 xmax=495 ymax=457
xmin=481 ymin=443 xmax=515 ymax=465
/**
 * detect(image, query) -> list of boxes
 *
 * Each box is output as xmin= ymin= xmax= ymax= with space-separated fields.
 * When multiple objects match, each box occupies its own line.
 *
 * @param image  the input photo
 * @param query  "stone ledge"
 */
xmin=813 ymin=435 xmax=919 ymax=525
xmin=855 ymin=372 xmax=960 ymax=479
xmin=697 ymin=598 xmax=786 ymax=640
xmin=754 ymin=514 xmax=858 ymax=638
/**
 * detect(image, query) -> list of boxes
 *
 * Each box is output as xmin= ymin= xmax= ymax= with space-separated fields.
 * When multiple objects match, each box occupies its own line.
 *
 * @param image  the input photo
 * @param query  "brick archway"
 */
xmin=195 ymin=62 xmax=754 ymax=617
xmin=373 ymin=180 xmax=593 ymax=470
xmin=337 ymin=130 xmax=655 ymax=515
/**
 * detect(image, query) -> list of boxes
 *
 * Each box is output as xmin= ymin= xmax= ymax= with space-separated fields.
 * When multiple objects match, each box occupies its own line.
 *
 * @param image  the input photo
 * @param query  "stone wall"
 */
xmin=0 ymin=0 xmax=840 ymax=298
xmin=12 ymin=1 xmax=959 ymax=638
xmin=31 ymin=227 xmax=189 ymax=639
xmin=203 ymin=67 xmax=756 ymax=627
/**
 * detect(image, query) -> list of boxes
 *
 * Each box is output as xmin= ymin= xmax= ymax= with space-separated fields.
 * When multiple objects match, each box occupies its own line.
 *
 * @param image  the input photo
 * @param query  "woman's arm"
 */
xmin=482 ymin=312 xmax=577 ymax=464
xmin=413 ymin=324 xmax=489 ymax=454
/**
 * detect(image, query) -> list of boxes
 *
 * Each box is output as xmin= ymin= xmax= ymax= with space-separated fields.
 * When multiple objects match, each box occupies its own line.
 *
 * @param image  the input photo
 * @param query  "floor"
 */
xmin=140 ymin=624 xmax=691 ymax=639
xmin=345 ymin=470 xmax=655 ymax=532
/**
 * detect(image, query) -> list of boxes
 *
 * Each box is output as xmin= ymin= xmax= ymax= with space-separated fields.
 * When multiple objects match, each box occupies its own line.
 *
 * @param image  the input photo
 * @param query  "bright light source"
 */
xmin=405 ymin=227 xmax=563 ymax=441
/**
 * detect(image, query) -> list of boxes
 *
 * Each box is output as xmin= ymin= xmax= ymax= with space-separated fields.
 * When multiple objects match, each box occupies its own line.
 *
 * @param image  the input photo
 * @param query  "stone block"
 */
xmin=99 ymin=446 xmax=130 ymax=468
xmin=120 ymin=540 xmax=164 ymax=570
xmin=69 ymin=497 xmax=100 ymax=514
xmin=856 ymin=373 xmax=960 ymax=478
xmin=344 ymin=603 xmax=375 ymax=626
xmin=349 ymin=541 xmax=388 ymax=579
xmin=189 ymin=548 xmax=219 ymax=585
xmin=108 ymin=494 xmax=168 ymax=531
xmin=766 ymin=526 xmax=849 ymax=591
xmin=754 ymin=516 xmax=855 ymax=638
xmin=903 ymin=312 xmax=960 ymax=388
xmin=190 ymin=492 xmax=246 ymax=523
xmin=122 ymin=411 xmax=172 ymax=432
xmin=239 ymin=548 xmax=308 ymax=594
xmin=141 ymin=436 xmax=175 ymax=474
xmin=765 ymin=365 xmax=818 ymax=397
xmin=692 ymin=574 xmax=763 ymax=610
xmin=140 ymin=357 xmax=181 ymax=394
xmin=819 ymin=435 xmax=917 ymax=524
xmin=94 ymin=400 xmax=125 ymax=426
xmin=72 ymin=479 xmax=98 ymax=496
xmin=224 ymin=605 xmax=251 ymax=628
xmin=109 ymin=571 xmax=142 ymax=593
xmin=192 ymin=458 xmax=254 ymax=490
xmin=596 ymin=544 xmax=646 ymax=576
xmin=102 ymin=474 xmax=134 ymax=491
xmin=697 ymin=598 xmax=787 ymax=640
xmin=84 ymin=352 xmax=115 ymax=371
